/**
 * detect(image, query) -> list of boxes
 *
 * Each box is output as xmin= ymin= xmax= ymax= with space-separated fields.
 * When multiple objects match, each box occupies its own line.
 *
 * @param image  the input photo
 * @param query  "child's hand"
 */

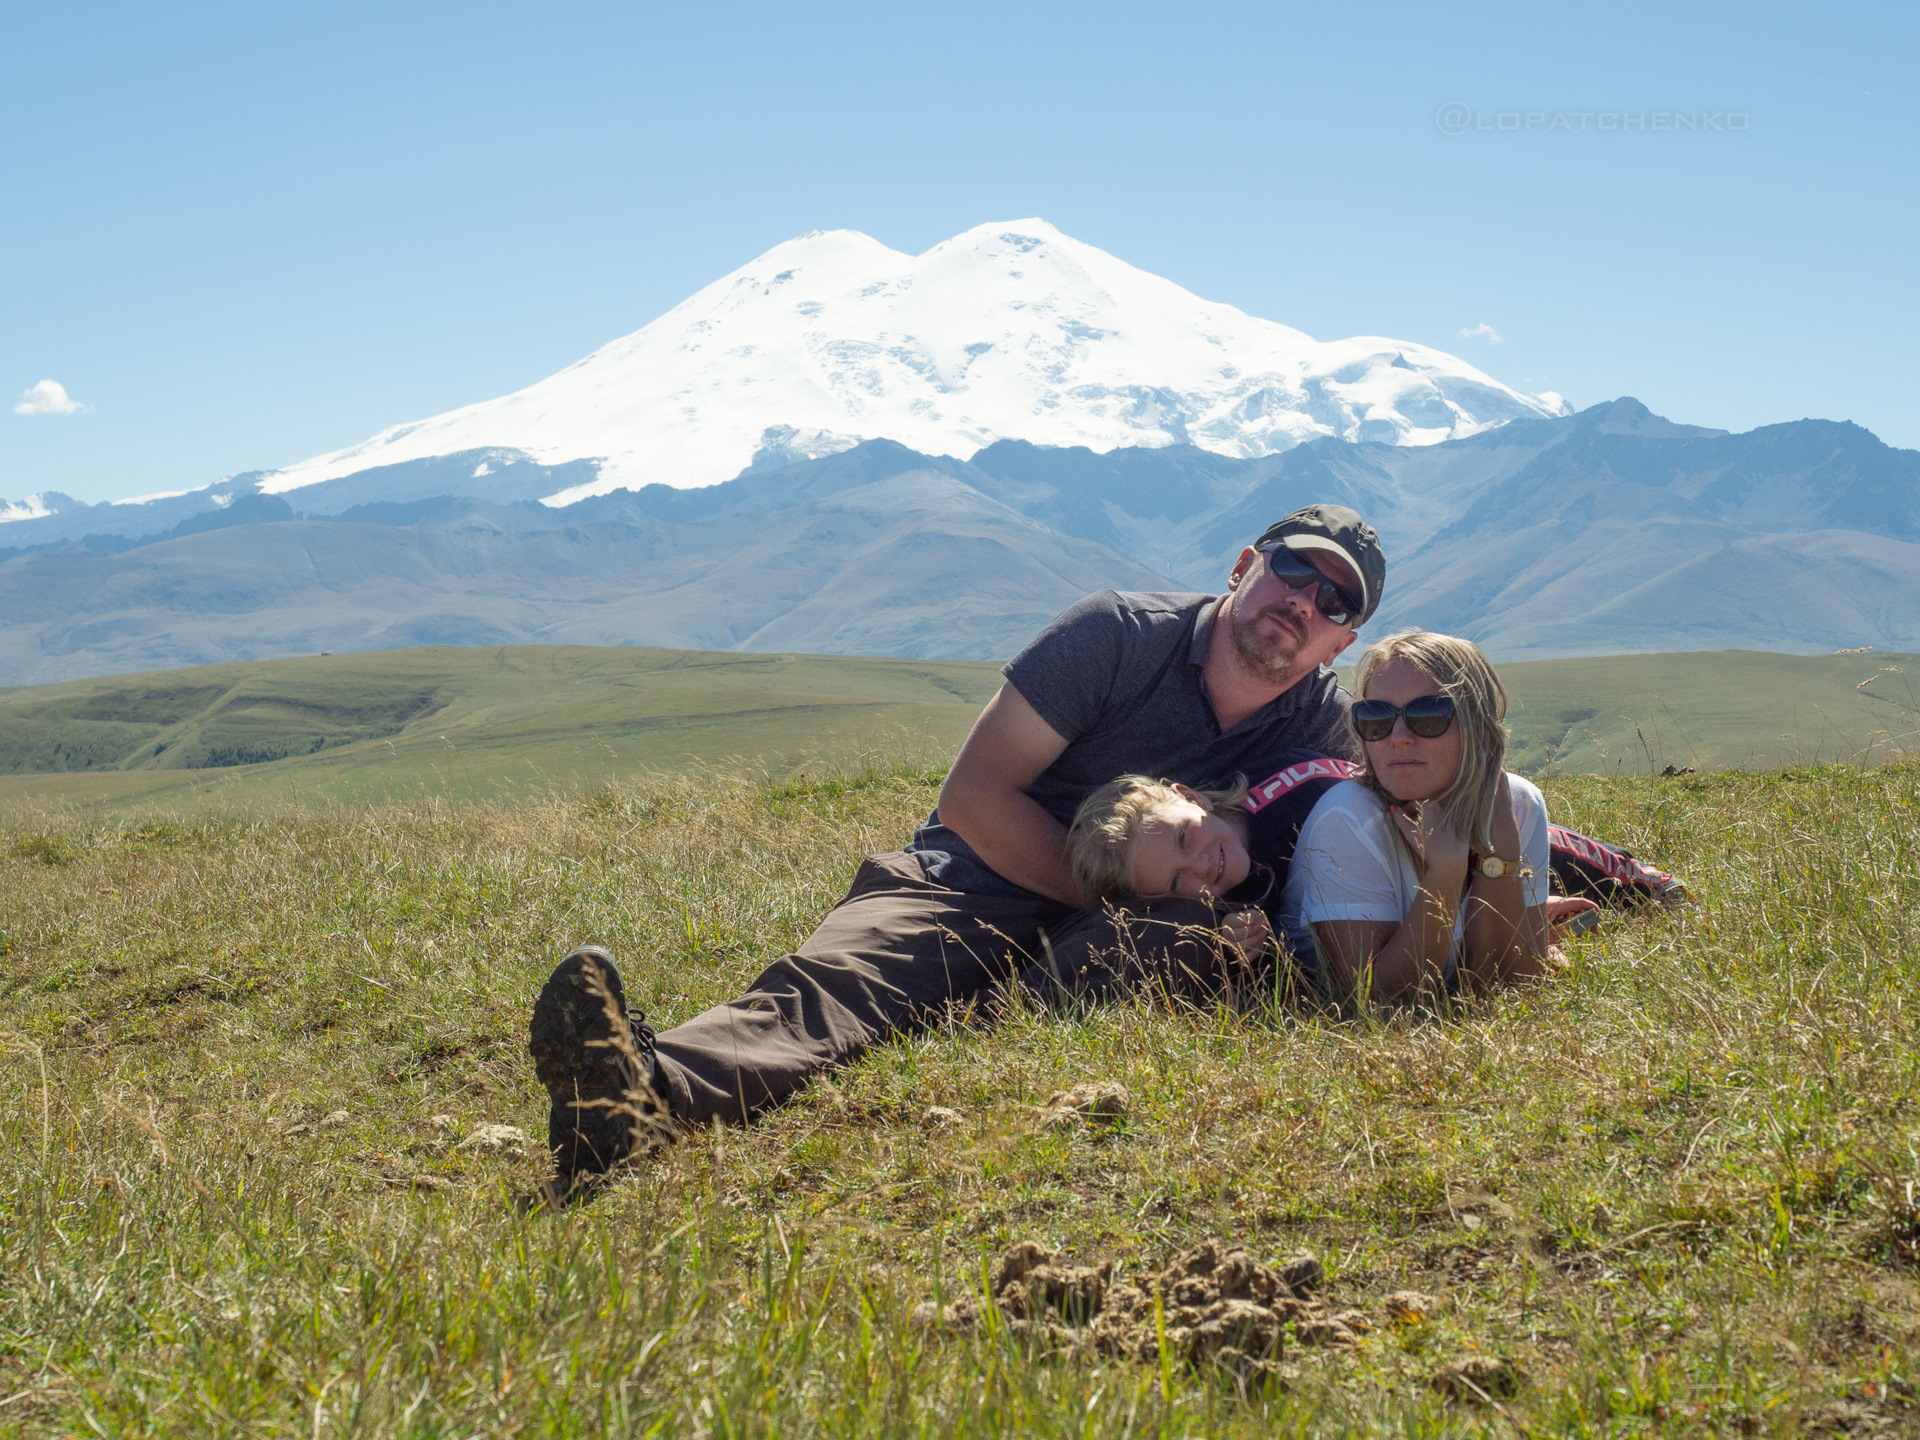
xmin=1546 ymin=895 xmax=1601 ymax=938
xmin=1219 ymin=908 xmax=1271 ymax=963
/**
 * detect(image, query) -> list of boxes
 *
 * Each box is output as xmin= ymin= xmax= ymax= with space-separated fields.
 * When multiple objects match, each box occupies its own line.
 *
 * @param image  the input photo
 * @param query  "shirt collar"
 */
xmin=1188 ymin=595 xmax=1223 ymax=667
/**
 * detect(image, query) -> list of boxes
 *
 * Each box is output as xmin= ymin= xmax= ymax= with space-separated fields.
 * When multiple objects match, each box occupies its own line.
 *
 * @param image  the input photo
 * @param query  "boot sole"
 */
xmin=529 ymin=947 xmax=674 ymax=1176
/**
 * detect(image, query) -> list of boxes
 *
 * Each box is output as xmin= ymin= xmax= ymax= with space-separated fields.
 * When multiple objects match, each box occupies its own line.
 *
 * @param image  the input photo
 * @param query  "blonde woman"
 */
xmin=1279 ymin=630 xmax=1553 ymax=999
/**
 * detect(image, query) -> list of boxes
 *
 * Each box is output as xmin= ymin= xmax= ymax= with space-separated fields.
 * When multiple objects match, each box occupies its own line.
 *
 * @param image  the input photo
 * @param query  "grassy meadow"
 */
xmin=1 ymin=751 xmax=1917 ymax=1436
xmin=3 ymin=643 xmax=1919 ymax=819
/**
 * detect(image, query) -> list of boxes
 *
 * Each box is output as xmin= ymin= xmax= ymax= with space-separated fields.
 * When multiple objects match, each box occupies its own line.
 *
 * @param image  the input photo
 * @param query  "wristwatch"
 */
xmin=1473 ymin=854 xmax=1530 ymax=879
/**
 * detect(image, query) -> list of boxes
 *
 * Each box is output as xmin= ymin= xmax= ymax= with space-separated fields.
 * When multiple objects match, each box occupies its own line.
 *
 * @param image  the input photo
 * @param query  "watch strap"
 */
xmin=1473 ymin=854 xmax=1528 ymax=879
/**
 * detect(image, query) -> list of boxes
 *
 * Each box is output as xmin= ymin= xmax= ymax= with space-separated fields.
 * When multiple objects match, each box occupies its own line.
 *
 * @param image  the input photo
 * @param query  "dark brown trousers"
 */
xmin=1017 ymin=895 xmax=1269 ymax=1007
xmin=650 ymin=852 xmax=1255 ymax=1127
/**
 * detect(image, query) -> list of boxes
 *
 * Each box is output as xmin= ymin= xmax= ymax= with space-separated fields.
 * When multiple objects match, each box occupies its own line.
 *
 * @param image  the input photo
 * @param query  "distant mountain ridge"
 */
xmin=1 ymin=398 xmax=1915 ymax=685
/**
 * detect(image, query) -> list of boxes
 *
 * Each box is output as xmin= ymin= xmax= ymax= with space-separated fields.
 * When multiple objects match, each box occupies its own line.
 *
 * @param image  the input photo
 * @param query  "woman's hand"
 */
xmin=1310 ymin=800 xmax=1471 ymax=1002
xmin=1389 ymin=800 xmax=1470 ymax=889
xmin=1218 ymin=908 xmax=1271 ymax=964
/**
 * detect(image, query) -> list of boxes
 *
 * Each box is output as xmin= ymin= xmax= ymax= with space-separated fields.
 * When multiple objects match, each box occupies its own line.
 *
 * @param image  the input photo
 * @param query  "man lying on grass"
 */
xmin=528 ymin=503 xmax=1383 ymax=1183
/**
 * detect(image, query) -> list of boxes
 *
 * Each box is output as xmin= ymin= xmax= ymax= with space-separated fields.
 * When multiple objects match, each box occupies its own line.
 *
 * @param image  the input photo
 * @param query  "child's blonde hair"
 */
xmin=1352 ymin=629 xmax=1509 ymax=853
xmin=1068 ymin=773 xmax=1249 ymax=903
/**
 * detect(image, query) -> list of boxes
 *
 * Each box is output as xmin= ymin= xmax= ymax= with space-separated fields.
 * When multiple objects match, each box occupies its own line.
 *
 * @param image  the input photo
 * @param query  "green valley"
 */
xmin=3 ymin=642 xmax=1916 ymax=815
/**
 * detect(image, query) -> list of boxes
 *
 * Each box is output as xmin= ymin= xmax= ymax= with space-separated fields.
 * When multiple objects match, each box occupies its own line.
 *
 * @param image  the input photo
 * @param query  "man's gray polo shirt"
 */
xmin=909 ymin=590 xmax=1358 ymax=896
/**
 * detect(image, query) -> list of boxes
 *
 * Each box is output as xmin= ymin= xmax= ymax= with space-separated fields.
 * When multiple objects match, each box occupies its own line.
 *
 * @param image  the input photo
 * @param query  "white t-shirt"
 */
xmin=1278 ymin=774 xmax=1550 ymax=968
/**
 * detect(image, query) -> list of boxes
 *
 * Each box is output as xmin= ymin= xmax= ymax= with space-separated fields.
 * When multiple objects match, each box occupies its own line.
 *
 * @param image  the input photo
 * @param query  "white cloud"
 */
xmin=13 ymin=379 xmax=90 ymax=415
xmin=1456 ymin=323 xmax=1502 ymax=345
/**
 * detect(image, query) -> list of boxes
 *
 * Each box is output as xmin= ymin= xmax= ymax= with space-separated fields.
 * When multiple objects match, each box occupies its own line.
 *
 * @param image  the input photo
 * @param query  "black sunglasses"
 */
xmin=1351 ymin=694 xmax=1456 ymax=742
xmin=1261 ymin=546 xmax=1362 ymax=626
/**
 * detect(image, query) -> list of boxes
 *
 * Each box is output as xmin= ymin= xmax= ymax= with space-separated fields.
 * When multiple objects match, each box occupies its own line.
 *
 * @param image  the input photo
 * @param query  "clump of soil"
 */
xmin=1382 ymin=1289 xmax=1444 ymax=1323
xmin=1037 ymin=1082 xmax=1130 ymax=1130
xmin=990 ymin=1241 xmax=1112 ymax=1325
xmin=913 ymin=1239 xmax=1380 ymax=1380
xmin=457 ymin=1122 xmax=529 ymax=1156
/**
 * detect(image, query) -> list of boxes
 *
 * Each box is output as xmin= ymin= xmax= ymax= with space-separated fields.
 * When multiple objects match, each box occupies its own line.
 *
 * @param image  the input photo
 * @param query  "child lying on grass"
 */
xmin=1067 ymin=755 xmax=1336 ymax=973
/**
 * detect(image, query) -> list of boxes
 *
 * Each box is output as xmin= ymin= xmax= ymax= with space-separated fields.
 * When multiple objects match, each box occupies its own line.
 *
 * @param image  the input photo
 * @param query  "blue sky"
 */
xmin=4 ymin=0 xmax=1914 ymax=504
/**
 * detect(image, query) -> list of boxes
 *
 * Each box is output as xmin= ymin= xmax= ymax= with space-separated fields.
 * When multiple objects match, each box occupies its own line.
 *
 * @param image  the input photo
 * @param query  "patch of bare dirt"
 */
xmin=1431 ymin=1353 xmax=1521 ymax=1401
xmin=1803 ymin=1382 xmax=1918 ymax=1439
xmin=1817 ymin=1301 xmax=1895 ymax=1360
xmin=1875 ymin=1178 xmax=1920 ymax=1269
xmin=275 ymin=1109 xmax=350 ymax=1139
xmin=0 ymin=1350 xmax=72 ymax=1424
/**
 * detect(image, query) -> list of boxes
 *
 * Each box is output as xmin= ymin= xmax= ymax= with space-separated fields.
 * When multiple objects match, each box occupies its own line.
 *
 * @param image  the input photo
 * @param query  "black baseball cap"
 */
xmin=1255 ymin=504 xmax=1386 ymax=625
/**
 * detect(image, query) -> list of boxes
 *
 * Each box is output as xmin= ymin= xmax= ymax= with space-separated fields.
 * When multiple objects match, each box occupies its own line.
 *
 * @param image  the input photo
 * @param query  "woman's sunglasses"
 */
xmin=1260 ymin=546 xmax=1362 ymax=627
xmin=1351 ymin=694 xmax=1456 ymax=742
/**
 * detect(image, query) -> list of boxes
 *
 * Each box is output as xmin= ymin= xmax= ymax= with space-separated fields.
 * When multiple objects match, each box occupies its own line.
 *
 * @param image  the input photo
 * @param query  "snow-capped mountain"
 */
xmin=259 ymin=219 xmax=1569 ymax=503
xmin=0 ymin=495 xmax=59 ymax=523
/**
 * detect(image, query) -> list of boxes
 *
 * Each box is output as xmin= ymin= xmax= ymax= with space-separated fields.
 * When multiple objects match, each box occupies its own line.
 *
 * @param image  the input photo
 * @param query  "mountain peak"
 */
xmin=1583 ymin=397 xmax=1730 ymax=439
xmin=957 ymin=216 xmax=1066 ymax=237
xmin=746 ymin=226 xmax=909 ymax=268
xmin=259 ymin=221 xmax=1571 ymax=502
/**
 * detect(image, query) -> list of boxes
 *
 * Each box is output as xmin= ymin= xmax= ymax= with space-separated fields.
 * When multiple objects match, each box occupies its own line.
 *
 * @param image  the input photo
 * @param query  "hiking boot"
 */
xmin=528 ymin=947 xmax=675 ymax=1177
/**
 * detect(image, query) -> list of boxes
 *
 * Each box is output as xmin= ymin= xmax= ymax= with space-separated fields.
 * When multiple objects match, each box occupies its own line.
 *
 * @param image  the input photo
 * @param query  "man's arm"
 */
xmin=936 ymin=683 xmax=1082 ymax=905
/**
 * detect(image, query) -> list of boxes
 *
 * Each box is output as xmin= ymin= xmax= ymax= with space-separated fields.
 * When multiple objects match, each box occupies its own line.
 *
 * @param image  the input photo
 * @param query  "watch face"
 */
xmin=1480 ymin=857 xmax=1506 ymax=878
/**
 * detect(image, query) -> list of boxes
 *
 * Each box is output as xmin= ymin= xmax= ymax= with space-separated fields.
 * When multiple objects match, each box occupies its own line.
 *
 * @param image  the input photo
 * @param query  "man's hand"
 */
xmin=936 ymin=685 xmax=1082 ymax=906
xmin=1218 ymin=908 xmax=1272 ymax=964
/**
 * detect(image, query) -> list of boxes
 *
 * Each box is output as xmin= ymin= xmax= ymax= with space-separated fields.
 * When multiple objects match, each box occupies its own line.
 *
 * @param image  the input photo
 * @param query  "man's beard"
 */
xmin=1229 ymin=601 xmax=1308 ymax=678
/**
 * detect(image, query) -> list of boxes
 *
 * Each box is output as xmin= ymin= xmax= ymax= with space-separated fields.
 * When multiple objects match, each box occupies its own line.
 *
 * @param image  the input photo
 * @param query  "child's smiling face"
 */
xmin=1127 ymin=785 xmax=1253 ymax=898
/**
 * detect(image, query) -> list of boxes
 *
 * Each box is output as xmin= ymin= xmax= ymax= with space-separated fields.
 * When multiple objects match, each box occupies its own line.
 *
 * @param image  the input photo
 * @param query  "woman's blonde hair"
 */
xmin=1068 ymin=773 xmax=1249 ymax=903
xmin=1353 ymin=630 xmax=1509 ymax=853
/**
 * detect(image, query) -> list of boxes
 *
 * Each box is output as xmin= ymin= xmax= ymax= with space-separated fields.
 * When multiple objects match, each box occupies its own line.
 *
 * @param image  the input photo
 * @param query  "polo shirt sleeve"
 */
xmin=1292 ymin=789 xmax=1407 ymax=924
xmin=1000 ymin=591 xmax=1131 ymax=742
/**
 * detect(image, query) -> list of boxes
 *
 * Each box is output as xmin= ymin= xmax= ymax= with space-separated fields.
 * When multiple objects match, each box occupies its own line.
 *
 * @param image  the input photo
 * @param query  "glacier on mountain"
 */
xmin=257 ymin=219 xmax=1569 ymax=503
xmin=0 ymin=495 xmax=57 ymax=524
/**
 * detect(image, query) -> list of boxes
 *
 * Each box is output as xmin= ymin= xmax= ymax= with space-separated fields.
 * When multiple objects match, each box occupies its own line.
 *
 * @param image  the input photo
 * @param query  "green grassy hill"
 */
xmin=1469 ymin=648 xmax=1920 ymax=774
xmin=4 ymin=642 xmax=1916 ymax=815
xmin=0 ymin=645 xmax=1002 ymax=812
